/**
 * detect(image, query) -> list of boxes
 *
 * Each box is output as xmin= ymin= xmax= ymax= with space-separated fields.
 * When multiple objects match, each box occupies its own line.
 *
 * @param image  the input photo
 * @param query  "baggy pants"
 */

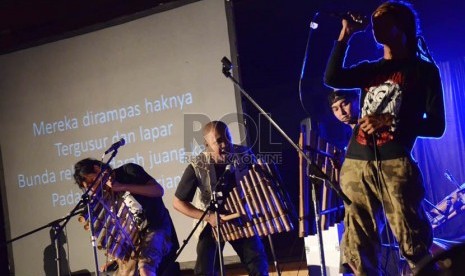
xmin=339 ymin=157 xmax=432 ymax=275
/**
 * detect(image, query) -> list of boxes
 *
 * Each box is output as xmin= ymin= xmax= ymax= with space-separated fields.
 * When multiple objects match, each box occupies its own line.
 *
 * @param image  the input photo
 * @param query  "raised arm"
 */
xmin=324 ymin=14 xmax=371 ymax=89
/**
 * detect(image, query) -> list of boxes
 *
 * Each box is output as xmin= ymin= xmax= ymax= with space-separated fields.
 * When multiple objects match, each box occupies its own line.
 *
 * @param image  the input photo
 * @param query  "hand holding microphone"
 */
xmin=335 ymin=11 xmax=368 ymax=25
xmin=334 ymin=11 xmax=369 ymax=43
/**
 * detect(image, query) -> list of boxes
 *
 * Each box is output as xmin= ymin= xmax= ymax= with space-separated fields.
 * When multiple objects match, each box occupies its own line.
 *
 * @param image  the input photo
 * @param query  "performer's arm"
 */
xmin=416 ymin=64 xmax=446 ymax=138
xmin=173 ymin=196 xmax=218 ymax=227
xmin=324 ymin=15 xmax=370 ymax=89
xmin=106 ymin=163 xmax=164 ymax=197
xmin=110 ymin=178 xmax=164 ymax=198
xmin=336 ymin=13 xmax=369 ymax=44
xmin=173 ymin=164 xmax=221 ymax=227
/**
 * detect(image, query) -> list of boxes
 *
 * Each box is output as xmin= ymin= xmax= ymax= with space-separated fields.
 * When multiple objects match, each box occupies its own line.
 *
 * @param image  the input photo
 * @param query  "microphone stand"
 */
xmin=5 ymin=206 xmax=85 ymax=275
xmin=221 ymin=57 xmax=352 ymax=276
xmin=211 ymin=189 xmax=225 ymax=276
xmin=52 ymin=149 xmax=119 ymax=275
xmin=174 ymin=171 xmax=231 ymax=276
xmin=4 ymin=148 xmax=121 ymax=275
xmin=173 ymin=204 xmax=211 ymax=260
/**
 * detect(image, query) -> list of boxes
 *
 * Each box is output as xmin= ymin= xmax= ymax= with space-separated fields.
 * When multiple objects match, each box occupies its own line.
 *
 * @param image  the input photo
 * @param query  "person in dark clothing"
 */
xmin=73 ymin=158 xmax=179 ymax=276
xmin=328 ymin=89 xmax=360 ymax=129
xmin=323 ymin=1 xmax=445 ymax=275
xmin=173 ymin=121 xmax=269 ymax=276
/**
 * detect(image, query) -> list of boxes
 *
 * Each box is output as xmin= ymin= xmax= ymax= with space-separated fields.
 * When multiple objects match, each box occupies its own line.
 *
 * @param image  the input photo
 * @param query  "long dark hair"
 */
xmin=374 ymin=1 xmax=435 ymax=63
xmin=73 ymin=158 xmax=106 ymax=189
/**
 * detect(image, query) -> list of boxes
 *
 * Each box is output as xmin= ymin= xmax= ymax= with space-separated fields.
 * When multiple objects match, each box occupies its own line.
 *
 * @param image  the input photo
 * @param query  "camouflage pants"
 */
xmin=339 ymin=157 xmax=432 ymax=275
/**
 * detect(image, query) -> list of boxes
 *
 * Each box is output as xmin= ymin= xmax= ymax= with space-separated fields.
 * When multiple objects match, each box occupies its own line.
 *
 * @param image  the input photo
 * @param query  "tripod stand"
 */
xmin=175 ymin=162 xmax=287 ymax=276
xmin=6 ymin=205 xmax=85 ymax=275
xmin=221 ymin=56 xmax=352 ymax=276
xmin=174 ymin=168 xmax=233 ymax=276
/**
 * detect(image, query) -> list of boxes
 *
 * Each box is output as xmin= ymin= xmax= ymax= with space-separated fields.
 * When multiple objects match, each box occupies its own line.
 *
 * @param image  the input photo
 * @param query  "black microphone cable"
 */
xmin=371 ymin=133 xmax=402 ymax=275
xmin=298 ymin=11 xmax=320 ymax=117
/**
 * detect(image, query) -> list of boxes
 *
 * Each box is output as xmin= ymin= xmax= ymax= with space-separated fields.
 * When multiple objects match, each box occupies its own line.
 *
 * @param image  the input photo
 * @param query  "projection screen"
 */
xmin=0 ymin=0 xmax=244 ymax=274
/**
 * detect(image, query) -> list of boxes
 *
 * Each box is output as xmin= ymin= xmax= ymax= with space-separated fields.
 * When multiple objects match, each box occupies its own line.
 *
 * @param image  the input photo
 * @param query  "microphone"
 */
xmin=307 ymin=163 xmax=329 ymax=181
xmin=219 ymin=164 xmax=235 ymax=182
xmin=444 ymin=169 xmax=453 ymax=182
xmin=104 ymin=138 xmax=126 ymax=155
xmin=444 ymin=170 xmax=461 ymax=189
xmin=215 ymin=164 xmax=235 ymax=192
xmin=221 ymin=56 xmax=233 ymax=77
xmin=323 ymin=11 xmax=367 ymax=24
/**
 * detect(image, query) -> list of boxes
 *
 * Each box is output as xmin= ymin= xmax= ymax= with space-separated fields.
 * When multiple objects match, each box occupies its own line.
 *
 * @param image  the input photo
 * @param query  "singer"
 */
xmin=323 ymin=1 xmax=445 ymax=275
xmin=73 ymin=158 xmax=179 ymax=276
xmin=173 ymin=121 xmax=269 ymax=275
